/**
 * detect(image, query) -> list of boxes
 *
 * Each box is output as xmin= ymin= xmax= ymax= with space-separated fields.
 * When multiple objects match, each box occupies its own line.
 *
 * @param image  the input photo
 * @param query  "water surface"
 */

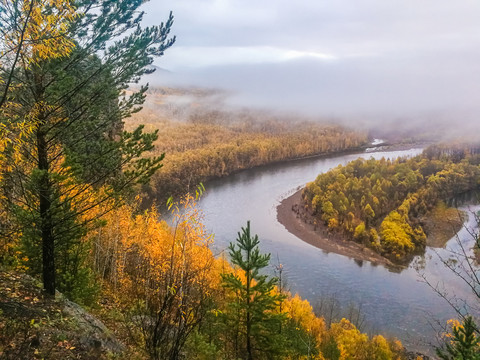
xmin=197 ymin=148 xmax=479 ymax=353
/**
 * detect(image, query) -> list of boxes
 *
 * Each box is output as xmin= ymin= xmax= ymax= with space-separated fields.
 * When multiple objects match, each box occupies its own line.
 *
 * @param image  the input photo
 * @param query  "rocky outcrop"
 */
xmin=63 ymin=299 xmax=125 ymax=355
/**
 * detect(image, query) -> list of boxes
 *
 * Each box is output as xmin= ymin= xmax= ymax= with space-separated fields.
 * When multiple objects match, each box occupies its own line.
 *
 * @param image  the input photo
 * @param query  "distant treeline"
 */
xmin=127 ymin=98 xmax=368 ymax=205
xmin=303 ymin=144 xmax=480 ymax=262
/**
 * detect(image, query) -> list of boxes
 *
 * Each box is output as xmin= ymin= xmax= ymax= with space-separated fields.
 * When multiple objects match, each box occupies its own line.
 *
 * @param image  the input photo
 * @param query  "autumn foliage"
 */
xmin=77 ymin=193 xmax=404 ymax=359
xmin=86 ymin=193 xmax=218 ymax=358
xmin=303 ymin=145 xmax=480 ymax=261
xmin=126 ymin=88 xmax=369 ymax=205
xmin=0 ymin=2 xmax=413 ymax=357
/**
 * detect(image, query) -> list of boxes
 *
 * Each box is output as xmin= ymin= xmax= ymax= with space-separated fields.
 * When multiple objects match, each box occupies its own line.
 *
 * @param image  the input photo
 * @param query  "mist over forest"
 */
xmin=141 ymin=0 xmax=480 ymax=142
xmin=145 ymin=63 xmax=479 ymax=143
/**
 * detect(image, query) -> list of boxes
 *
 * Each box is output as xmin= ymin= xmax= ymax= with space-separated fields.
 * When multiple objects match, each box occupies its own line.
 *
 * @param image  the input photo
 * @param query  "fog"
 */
xmin=140 ymin=0 xmax=480 ymax=139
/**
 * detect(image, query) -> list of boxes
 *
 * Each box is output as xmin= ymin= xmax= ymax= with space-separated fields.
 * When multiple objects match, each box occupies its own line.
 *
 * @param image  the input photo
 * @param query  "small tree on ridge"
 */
xmin=221 ymin=221 xmax=287 ymax=360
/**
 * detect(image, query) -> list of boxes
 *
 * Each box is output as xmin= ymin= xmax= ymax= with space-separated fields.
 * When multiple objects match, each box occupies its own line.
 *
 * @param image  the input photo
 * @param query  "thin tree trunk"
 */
xmin=246 ymin=242 xmax=252 ymax=360
xmin=37 ymin=126 xmax=55 ymax=295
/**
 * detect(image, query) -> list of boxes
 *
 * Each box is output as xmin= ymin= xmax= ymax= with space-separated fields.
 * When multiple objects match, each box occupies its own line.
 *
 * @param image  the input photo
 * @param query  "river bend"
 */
xmin=197 ymin=148 xmax=479 ymax=353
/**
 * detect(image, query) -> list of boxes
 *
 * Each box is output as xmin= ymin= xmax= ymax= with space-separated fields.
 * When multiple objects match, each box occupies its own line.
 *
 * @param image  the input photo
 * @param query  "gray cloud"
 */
xmin=144 ymin=1 xmax=480 ymax=58
xmin=141 ymin=1 xmax=480 ymax=136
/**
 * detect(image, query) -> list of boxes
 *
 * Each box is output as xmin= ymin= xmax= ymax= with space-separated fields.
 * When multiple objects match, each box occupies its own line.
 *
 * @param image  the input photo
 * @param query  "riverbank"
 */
xmin=198 ymin=146 xmax=447 ymax=354
xmin=277 ymin=187 xmax=470 ymax=270
xmin=277 ymin=189 xmax=400 ymax=269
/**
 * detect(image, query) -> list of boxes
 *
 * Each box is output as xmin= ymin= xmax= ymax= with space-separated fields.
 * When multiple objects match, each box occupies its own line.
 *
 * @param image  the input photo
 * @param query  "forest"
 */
xmin=0 ymin=1 xmax=478 ymax=359
xmin=127 ymin=88 xmax=368 ymax=205
xmin=302 ymin=144 xmax=480 ymax=262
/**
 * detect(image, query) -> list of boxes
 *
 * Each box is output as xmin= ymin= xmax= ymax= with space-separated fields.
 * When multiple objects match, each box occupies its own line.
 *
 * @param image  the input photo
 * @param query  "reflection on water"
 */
xmin=354 ymin=259 xmax=364 ymax=268
xmin=197 ymin=148 xmax=479 ymax=354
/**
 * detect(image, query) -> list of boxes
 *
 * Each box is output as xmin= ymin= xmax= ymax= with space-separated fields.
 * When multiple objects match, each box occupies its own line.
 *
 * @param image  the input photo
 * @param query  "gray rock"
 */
xmin=63 ymin=299 xmax=125 ymax=355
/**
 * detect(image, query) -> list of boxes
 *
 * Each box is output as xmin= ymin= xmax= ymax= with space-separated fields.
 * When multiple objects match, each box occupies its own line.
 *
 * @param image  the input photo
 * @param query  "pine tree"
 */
xmin=0 ymin=0 xmax=175 ymax=297
xmin=437 ymin=316 xmax=480 ymax=360
xmin=221 ymin=221 xmax=287 ymax=360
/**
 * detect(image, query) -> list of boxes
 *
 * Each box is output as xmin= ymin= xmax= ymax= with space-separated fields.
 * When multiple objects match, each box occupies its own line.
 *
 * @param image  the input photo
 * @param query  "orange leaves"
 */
xmin=89 ymin=193 xmax=217 ymax=307
xmin=78 ymin=191 xmax=406 ymax=359
xmin=87 ymin=194 xmax=222 ymax=357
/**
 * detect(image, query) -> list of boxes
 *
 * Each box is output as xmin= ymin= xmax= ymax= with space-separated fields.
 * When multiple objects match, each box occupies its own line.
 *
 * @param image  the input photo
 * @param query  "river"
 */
xmin=197 ymin=147 xmax=479 ymax=354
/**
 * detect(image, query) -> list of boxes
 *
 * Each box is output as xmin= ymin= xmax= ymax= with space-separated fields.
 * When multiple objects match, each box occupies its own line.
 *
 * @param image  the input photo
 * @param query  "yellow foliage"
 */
xmin=370 ymin=335 xmax=395 ymax=360
xmin=284 ymin=294 xmax=326 ymax=343
xmin=329 ymin=318 xmax=369 ymax=359
xmin=88 ymin=194 xmax=218 ymax=309
xmin=328 ymin=218 xmax=339 ymax=230
xmin=0 ymin=0 xmax=77 ymax=239
xmin=380 ymin=211 xmax=415 ymax=258
xmin=0 ymin=120 xmax=36 ymax=265
xmin=326 ymin=318 xmax=401 ymax=360
xmin=4 ymin=0 xmax=77 ymax=65
xmin=129 ymin=98 xmax=368 ymax=202
xmin=354 ymin=222 xmax=366 ymax=241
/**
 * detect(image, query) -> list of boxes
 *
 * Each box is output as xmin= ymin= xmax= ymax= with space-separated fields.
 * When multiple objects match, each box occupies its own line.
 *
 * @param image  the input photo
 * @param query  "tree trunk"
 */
xmin=246 ymin=249 xmax=252 ymax=360
xmin=37 ymin=127 xmax=55 ymax=295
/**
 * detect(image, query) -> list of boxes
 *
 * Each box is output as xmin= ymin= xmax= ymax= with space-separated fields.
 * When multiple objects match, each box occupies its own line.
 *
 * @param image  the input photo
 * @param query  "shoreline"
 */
xmin=148 ymin=142 xmax=427 ymax=210
xmin=277 ymin=189 xmax=402 ymax=270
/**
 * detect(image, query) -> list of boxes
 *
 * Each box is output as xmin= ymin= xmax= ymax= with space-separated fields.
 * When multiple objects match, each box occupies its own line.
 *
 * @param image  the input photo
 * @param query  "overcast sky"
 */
xmin=141 ymin=0 xmax=480 ymax=131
